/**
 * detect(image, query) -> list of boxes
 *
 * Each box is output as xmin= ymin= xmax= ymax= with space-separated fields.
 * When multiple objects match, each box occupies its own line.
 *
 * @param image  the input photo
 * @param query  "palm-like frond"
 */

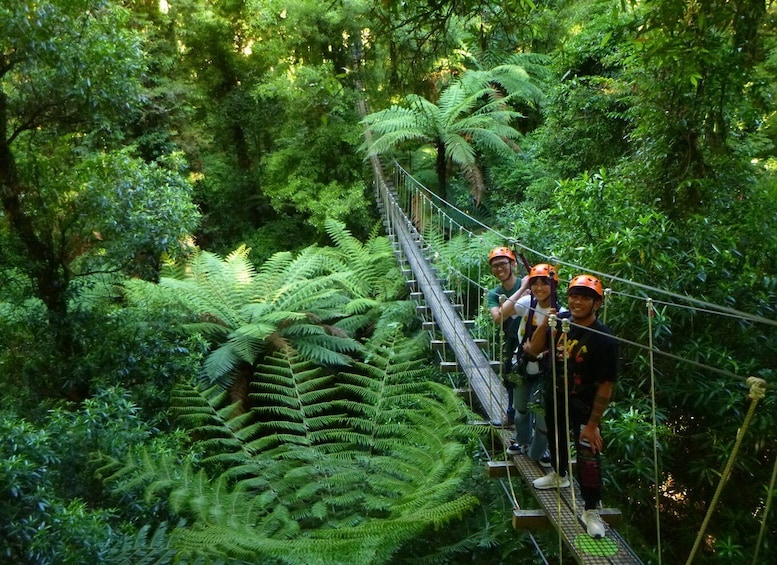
xmin=157 ymin=239 xmax=406 ymax=386
xmin=361 ymin=72 xmax=526 ymax=202
xmin=161 ymin=246 xmax=256 ymax=328
xmin=458 ymin=51 xmax=552 ymax=108
xmin=102 ymin=521 xmax=179 ymax=565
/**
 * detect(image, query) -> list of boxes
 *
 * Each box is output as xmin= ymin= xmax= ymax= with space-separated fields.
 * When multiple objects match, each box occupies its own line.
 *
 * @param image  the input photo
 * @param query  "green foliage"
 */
xmin=604 ymin=399 xmax=671 ymax=506
xmin=72 ymin=151 xmax=201 ymax=277
xmin=69 ymin=275 xmax=208 ymax=418
xmin=107 ymin=329 xmax=484 ymax=564
xmin=153 ymin=220 xmax=406 ymax=387
xmin=9 ymin=146 xmax=201 ymax=283
xmin=0 ymin=387 xmax=168 ymax=564
xmin=0 ymin=1 xmax=202 ymax=396
xmin=0 ymin=0 xmax=145 ymax=133
xmin=258 ymin=64 xmax=374 ymax=235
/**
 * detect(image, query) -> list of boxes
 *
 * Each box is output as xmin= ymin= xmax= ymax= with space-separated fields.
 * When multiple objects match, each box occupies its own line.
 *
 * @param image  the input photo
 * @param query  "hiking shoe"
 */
xmin=538 ymin=453 xmax=552 ymax=468
xmin=532 ymin=471 xmax=570 ymax=490
xmin=581 ymin=509 xmax=606 ymax=538
xmin=506 ymin=443 xmax=527 ymax=456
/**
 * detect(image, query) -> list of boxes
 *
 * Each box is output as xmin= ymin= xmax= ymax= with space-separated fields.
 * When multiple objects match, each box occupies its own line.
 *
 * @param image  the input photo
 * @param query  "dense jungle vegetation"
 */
xmin=1 ymin=0 xmax=776 ymax=563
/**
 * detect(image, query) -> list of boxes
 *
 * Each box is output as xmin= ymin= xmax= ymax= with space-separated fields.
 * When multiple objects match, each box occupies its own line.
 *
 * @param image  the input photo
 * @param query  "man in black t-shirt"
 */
xmin=526 ymin=274 xmax=618 ymax=539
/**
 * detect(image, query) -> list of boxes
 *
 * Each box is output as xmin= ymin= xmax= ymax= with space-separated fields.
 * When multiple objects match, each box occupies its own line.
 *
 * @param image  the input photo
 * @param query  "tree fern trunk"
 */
xmin=435 ymin=142 xmax=447 ymax=197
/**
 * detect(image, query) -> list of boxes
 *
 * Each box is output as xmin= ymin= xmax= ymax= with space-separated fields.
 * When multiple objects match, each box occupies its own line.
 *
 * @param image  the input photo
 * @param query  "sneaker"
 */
xmin=532 ymin=471 xmax=570 ymax=490
xmin=506 ymin=443 xmax=527 ymax=456
xmin=581 ymin=509 xmax=606 ymax=539
xmin=538 ymin=453 xmax=552 ymax=468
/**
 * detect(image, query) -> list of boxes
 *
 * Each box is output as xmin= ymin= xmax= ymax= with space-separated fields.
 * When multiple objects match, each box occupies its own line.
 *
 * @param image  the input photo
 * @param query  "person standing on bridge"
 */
xmin=486 ymin=246 xmax=526 ymax=426
xmin=500 ymin=264 xmax=566 ymax=468
xmin=526 ymin=274 xmax=618 ymax=539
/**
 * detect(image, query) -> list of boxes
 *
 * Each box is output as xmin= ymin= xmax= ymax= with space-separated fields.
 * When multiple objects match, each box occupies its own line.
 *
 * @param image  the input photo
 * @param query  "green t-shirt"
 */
xmin=487 ymin=279 xmax=523 ymax=350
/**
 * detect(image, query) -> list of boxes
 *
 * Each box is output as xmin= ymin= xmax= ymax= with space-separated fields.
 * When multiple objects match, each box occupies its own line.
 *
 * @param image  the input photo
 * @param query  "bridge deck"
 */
xmin=370 ymin=157 xmax=642 ymax=564
xmin=492 ymin=429 xmax=643 ymax=564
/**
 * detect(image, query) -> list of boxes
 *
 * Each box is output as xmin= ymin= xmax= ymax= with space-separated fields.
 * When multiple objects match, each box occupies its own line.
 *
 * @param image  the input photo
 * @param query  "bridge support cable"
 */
xmin=646 ymin=299 xmax=664 ymax=564
xmin=370 ymin=155 xmax=507 ymax=424
xmin=685 ymin=377 xmax=768 ymax=565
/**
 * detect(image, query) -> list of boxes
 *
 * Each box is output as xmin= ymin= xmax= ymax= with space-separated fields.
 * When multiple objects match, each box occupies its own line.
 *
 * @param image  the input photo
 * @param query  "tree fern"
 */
xmin=361 ymin=75 xmax=524 ymax=201
xmin=111 ymin=328 xmax=485 ymax=564
xmin=158 ymin=245 xmax=380 ymax=387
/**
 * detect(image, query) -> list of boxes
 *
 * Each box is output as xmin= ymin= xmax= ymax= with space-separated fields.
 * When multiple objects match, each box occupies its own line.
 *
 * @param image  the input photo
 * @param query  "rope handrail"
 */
xmin=379 ymin=158 xmax=773 ymax=563
xmin=393 ymin=159 xmax=777 ymax=329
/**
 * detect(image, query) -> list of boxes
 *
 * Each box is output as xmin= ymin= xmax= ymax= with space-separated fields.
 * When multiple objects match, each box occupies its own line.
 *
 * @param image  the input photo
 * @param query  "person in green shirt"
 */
xmin=486 ymin=246 xmax=526 ymax=426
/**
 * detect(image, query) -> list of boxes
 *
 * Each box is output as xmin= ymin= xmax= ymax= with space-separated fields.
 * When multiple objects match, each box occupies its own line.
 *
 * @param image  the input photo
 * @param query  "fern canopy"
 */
xmin=153 ymin=221 xmax=404 ymax=388
xmin=110 ymin=329 xmax=485 ymax=564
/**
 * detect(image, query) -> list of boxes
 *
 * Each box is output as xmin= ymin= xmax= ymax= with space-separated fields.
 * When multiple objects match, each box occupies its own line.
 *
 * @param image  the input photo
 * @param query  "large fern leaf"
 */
xmin=116 ymin=328 xmax=484 ymax=564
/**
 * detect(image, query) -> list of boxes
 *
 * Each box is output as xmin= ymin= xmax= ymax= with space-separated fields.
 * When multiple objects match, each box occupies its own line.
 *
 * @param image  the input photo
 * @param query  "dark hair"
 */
xmin=530 ymin=276 xmax=551 ymax=285
xmin=567 ymin=286 xmax=601 ymax=299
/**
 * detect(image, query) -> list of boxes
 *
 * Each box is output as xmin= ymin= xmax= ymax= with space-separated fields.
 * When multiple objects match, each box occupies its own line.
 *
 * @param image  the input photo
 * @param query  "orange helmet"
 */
xmin=529 ymin=263 xmax=558 ymax=282
xmin=567 ymin=274 xmax=603 ymax=299
xmin=488 ymin=246 xmax=516 ymax=264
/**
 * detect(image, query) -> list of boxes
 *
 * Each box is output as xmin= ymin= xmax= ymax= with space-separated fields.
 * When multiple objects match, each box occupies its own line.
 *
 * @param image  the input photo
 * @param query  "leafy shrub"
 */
xmin=0 ymin=412 xmax=111 ymax=564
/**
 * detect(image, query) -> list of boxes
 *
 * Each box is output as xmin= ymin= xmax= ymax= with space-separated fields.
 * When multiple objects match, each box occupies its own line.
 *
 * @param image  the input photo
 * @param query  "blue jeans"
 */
xmin=513 ymin=374 xmax=548 ymax=460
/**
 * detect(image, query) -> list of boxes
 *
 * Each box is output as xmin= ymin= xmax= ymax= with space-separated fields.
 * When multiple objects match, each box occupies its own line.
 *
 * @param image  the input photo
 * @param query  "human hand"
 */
xmin=580 ymin=424 xmax=603 ymax=454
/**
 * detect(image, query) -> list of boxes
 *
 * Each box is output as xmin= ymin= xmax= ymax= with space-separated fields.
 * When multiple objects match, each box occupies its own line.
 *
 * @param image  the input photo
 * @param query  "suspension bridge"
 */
xmin=365 ymin=150 xmax=773 ymax=564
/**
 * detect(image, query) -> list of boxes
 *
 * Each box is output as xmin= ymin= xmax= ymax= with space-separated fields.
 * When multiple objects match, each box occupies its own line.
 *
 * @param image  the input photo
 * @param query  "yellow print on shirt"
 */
xmin=557 ymin=339 xmax=588 ymax=363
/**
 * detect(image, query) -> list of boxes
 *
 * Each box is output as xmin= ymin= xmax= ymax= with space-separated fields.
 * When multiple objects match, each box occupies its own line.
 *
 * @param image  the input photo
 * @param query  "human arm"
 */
xmin=579 ymin=380 xmax=613 ymax=454
xmin=490 ymin=276 xmax=530 ymax=323
xmin=524 ymin=308 xmax=556 ymax=357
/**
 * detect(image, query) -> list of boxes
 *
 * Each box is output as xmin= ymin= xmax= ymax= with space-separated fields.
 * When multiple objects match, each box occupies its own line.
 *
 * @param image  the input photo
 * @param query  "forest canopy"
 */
xmin=1 ymin=0 xmax=776 ymax=563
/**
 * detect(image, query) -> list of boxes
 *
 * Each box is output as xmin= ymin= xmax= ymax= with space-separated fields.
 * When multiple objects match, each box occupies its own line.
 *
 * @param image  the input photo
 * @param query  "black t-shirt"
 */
xmin=547 ymin=312 xmax=618 ymax=404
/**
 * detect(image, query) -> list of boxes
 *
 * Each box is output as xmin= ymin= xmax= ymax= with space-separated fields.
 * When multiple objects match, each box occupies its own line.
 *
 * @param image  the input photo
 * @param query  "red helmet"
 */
xmin=529 ymin=263 xmax=558 ymax=282
xmin=488 ymin=246 xmax=516 ymax=264
xmin=567 ymin=274 xmax=603 ymax=299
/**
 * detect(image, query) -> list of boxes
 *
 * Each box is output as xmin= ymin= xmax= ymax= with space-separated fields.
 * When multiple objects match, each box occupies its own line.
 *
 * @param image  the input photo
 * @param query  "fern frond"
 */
xmin=122 ymin=330 xmax=486 ymax=563
xmin=103 ymin=521 xmax=178 ymax=564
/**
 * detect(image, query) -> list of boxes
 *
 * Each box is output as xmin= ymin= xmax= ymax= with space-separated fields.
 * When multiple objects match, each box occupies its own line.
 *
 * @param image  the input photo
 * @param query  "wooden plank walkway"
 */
xmin=490 ymin=429 xmax=642 ymax=564
xmin=370 ymin=158 xmax=643 ymax=564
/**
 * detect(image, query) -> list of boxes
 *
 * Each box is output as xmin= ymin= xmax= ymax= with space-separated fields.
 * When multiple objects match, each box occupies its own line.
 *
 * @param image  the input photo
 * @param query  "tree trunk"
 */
xmin=435 ymin=142 xmax=447 ymax=198
xmin=1 ymin=91 xmax=80 ymax=397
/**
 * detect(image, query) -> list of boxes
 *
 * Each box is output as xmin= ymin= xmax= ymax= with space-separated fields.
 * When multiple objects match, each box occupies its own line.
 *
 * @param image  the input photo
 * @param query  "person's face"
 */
xmin=490 ymin=258 xmax=513 ymax=282
xmin=567 ymin=291 xmax=599 ymax=320
xmin=530 ymin=277 xmax=552 ymax=302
